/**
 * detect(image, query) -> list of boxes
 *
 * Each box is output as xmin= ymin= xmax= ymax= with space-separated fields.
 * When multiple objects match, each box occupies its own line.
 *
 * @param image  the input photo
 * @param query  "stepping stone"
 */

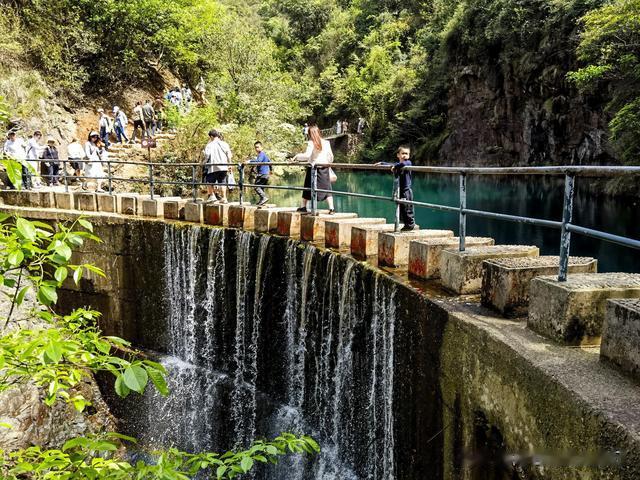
xmin=440 ymin=245 xmax=539 ymax=295
xmin=408 ymin=236 xmax=494 ymax=280
xmin=54 ymin=192 xmax=74 ymax=210
xmin=117 ymin=195 xmax=138 ymax=215
xmin=142 ymin=199 xmax=163 ymax=218
xmin=163 ymin=200 xmax=187 ymax=220
xmin=276 ymin=210 xmax=329 ymax=237
xmin=351 ymin=224 xmax=397 ymax=259
xmin=228 ymin=204 xmax=276 ymax=229
xmin=184 ymin=202 xmax=203 ymax=223
xmin=0 ymin=191 xmax=23 ymax=206
xmin=378 ymin=230 xmax=454 ymax=268
xmin=300 ymin=213 xmax=359 ymax=242
xmin=254 ymin=207 xmax=297 ymax=233
xmin=74 ymin=192 xmax=98 ymax=212
xmin=203 ymin=202 xmax=240 ymax=226
xmin=96 ymin=193 xmax=117 ymax=213
xmin=528 ymin=273 xmax=640 ymax=345
xmin=325 ymin=218 xmax=386 ymax=249
xmin=601 ymin=299 xmax=640 ymax=380
xmin=482 ymin=256 xmax=597 ymax=317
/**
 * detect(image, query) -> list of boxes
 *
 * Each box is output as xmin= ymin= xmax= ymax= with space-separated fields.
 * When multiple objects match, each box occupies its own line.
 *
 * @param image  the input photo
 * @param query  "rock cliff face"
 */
xmin=440 ymin=66 xmax=613 ymax=167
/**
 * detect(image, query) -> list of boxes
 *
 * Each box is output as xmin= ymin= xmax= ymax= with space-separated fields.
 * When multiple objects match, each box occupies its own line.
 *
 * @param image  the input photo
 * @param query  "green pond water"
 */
xmin=245 ymin=170 xmax=639 ymax=274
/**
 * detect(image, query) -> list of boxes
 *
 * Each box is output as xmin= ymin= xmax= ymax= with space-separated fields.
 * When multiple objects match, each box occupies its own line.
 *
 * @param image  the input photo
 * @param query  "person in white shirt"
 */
xmin=26 ymin=130 xmax=44 ymax=188
xmin=293 ymin=124 xmax=335 ymax=214
xmin=202 ymin=129 xmax=232 ymax=203
xmin=3 ymin=131 xmax=30 ymax=189
xmin=84 ymin=132 xmax=103 ymax=192
xmin=67 ymin=138 xmax=85 ymax=185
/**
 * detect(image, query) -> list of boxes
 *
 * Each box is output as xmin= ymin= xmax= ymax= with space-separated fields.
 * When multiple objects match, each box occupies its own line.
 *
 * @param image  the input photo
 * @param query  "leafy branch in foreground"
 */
xmin=0 ymin=215 xmax=169 ymax=410
xmin=0 ymin=432 xmax=320 ymax=479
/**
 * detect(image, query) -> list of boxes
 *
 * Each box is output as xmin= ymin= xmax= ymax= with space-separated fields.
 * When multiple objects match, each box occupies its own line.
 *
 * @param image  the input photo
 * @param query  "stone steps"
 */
xmin=440 ymin=245 xmax=539 ymax=295
xmin=482 ymin=256 xmax=597 ymax=317
xmin=325 ymin=218 xmax=386 ymax=249
xmin=601 ymin=299 xmax=640 ymax=380
xmin=300 ymin=213 xmax=359 ymax=242
xmin=350 ymin=224 xmax=397 ymax=259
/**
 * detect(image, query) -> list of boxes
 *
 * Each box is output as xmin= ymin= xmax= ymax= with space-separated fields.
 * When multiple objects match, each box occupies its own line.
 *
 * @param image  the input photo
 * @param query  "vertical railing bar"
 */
xmin=238 ymin=164 xmax=244 ymax=206
xmin=459 ymin=173 xmax=467 ymax=251
xmin=393 ymin=176 xmax=400 ymax=232
xmin=149 ymin=163 xmax=155 ymax=200
xmin=62 ymin=160 xmax=69 ymax=193
xmin=191 ymin=165 xmax=197 ymax=201
xmin=107 ymin=160 xmax=112 ymax=194
xmin=558 ymin=174 xmax=575 ymax=282
xmin=310 ymin=165 xmax=318 ymax=215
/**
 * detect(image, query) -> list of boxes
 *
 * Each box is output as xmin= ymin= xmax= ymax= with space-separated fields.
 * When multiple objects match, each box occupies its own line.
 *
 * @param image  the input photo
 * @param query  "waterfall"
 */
xmin=124 ymin=225 xmax=399 ymax=479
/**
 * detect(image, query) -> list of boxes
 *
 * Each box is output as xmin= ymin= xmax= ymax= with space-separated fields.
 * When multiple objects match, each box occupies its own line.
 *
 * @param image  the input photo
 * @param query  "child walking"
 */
xmin=378 ymin=145 xmax=416 ymax=231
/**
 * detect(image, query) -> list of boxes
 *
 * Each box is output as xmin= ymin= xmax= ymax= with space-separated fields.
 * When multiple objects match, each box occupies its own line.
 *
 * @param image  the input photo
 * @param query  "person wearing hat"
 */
xmin=84 ymin=132 xmax=102 ymax=191
xmin=2 ymin=130 xmax=30 ymax=189
xmin=98 ymin=108 xmax=112 ymax=150
xmin=42 ymin=136 xmax=60 ymax=186
xmin=112 ymin=106 xmax=129 ymax=145
xmin=26 ymin=130 xmax=44 ymax=188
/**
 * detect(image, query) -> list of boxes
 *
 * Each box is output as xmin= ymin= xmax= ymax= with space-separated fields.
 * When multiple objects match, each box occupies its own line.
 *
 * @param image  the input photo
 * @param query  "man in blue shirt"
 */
xmin=378 ymin=145 xmax=416 ymax=231
xmin=248 ymin=141 xmax=271 ymax=206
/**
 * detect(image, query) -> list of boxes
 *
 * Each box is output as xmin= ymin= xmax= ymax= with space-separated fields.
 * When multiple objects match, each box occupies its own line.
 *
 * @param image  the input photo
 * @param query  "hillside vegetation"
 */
xmin=0 ymin=0 xmax=638 ymax=166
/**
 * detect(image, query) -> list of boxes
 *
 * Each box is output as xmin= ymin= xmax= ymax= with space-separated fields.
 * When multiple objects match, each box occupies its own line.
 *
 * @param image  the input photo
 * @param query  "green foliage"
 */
xmin=569 ymin=0 xmax=640 ymax=162
xmin=0 ymin=432 xmax=319 ymax=479
xmin=0 ymin=215 xmax=169 ymax=410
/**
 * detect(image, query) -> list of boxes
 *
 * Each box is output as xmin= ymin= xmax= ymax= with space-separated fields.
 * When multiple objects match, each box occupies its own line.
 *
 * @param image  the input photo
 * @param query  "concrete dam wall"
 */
xmin=10 ymin=211 xmax=639 ymax=479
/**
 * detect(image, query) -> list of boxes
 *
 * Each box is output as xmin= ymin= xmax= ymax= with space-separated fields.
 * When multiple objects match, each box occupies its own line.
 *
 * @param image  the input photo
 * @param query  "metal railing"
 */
xmin=11 ymin=158 xmax=640 ymax=282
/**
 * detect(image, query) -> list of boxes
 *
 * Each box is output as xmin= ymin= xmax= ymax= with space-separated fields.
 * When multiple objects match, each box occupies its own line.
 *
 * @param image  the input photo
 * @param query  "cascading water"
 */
xmin=117 ymin=225 xmax=399 ymax=479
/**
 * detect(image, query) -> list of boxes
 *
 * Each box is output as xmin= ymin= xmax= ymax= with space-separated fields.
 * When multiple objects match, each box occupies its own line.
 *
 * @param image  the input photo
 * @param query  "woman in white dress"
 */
xmin=84 ymin=132 xmax=105 ymax=192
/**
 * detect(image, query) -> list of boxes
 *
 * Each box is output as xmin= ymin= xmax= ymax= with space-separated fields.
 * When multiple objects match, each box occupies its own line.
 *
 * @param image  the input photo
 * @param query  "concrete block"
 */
xmin=300 ymin=213 xmax=358 ymax=242
xmin=0 ymin=191 xmax=24 ymax=206
xmin=228 ymin=204 xmax=275 ymax=230
xmin=164 ymin=200 xmax=186 ymax=220
xmin=528 ymin=273 xmax=640 ymax=345
xmin=482 ymin=256 xmax=597 ymax=317
xmin=351 ymin=224 xmax=397 ymax=259
xmin=96 ymin=193 xmax=117 ymax=213
xmin=255 ymin=207 xmax=297 ymax=233
xmin=440 ymin=245 xmax=539 ymax=295
xmin=325 ymin=218 xmax=386 ymax=249
xmin=601 ymin=299 xmax=640 ymax=379
xmin=74 ymin=192 xmax=98 ymax=212
xmin=378 ymin=230 xmax=454 ymax=268
xmin=38 ymin=191 xmax=55 ymax=208
xmin=118 ymin=195 xmax=138 ymax=215
xmin=54 ymin=192 xmax=74 ymax=210
xmin=277 ymin=211 xmax=303 ymax=237
xmin=203 ymin=202 xmax=239 ymax=226
xmin=408 ymin=236 xmax=494 ymax=280
xmin=184 ymin=202 xmax=203 ymax=223
xmin=142 ymin=199 xmax=163 ymax=218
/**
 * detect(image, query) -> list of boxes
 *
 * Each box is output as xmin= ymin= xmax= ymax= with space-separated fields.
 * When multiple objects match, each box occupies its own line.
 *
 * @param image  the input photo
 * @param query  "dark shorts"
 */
xmin=70 ymin=159 xmax=83 ymax=171
xmin=133 ymin=120 xmax=144 ymax=129
xmin=205 ymin=171 xmax=227 ymax=184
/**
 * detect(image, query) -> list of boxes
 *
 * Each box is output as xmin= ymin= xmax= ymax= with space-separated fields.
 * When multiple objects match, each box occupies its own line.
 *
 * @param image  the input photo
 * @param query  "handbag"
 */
xmin=329 ymin=168 xmax=338 ymax=183
xmin=227 ymin=170 xmax=236 ymax=191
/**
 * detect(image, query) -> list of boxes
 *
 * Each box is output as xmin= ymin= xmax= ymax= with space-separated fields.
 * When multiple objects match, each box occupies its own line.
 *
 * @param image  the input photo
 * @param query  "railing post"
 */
xmin=62 ymin=159 xmax=69 ymax=193
xmin=393 ymin=176 xmax=400 ymax=232
xmin=191 ymin=165 xmax=197 ymax=201
xmin=149 ymin=163 xmax=155 ymax=199
xmin=558 ymin=174 xmax=575 ymax=282
xmin=310 ymin=165 xmax=318 ymax=215
xmin=459 ymin=173 xmax=467 ymax=252
xmin=107 ymin=160 xmax=112 ymax=194
xmin=238 ymin=164 xmax=244 ymax=206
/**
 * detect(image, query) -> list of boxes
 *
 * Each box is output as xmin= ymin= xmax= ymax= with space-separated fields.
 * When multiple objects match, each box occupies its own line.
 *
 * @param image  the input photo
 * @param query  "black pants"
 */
xmin=254 ymin=174 xmax=269 ymax=201
xmin=399 ymin=188 xmax=415 ymax=227
xmin=21 ymin=165 xmax=32 ymax=189
xmin=42 ymin=162 xmax=60 ymax=185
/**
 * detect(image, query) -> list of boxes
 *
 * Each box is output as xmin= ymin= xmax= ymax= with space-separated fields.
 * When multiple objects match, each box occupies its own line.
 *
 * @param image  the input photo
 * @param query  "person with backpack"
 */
xmin=202 ymin=129 xmax=232 ymax=203
xmin=142 ymin=100 xmax=155 ymax=137
xmin=247 ymin=141 xmax=271 ymax=206
xmin=41 ymin=136 xmax=60 ymax=186
xmin=112 ymin=106 xmax=129 ymax=144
